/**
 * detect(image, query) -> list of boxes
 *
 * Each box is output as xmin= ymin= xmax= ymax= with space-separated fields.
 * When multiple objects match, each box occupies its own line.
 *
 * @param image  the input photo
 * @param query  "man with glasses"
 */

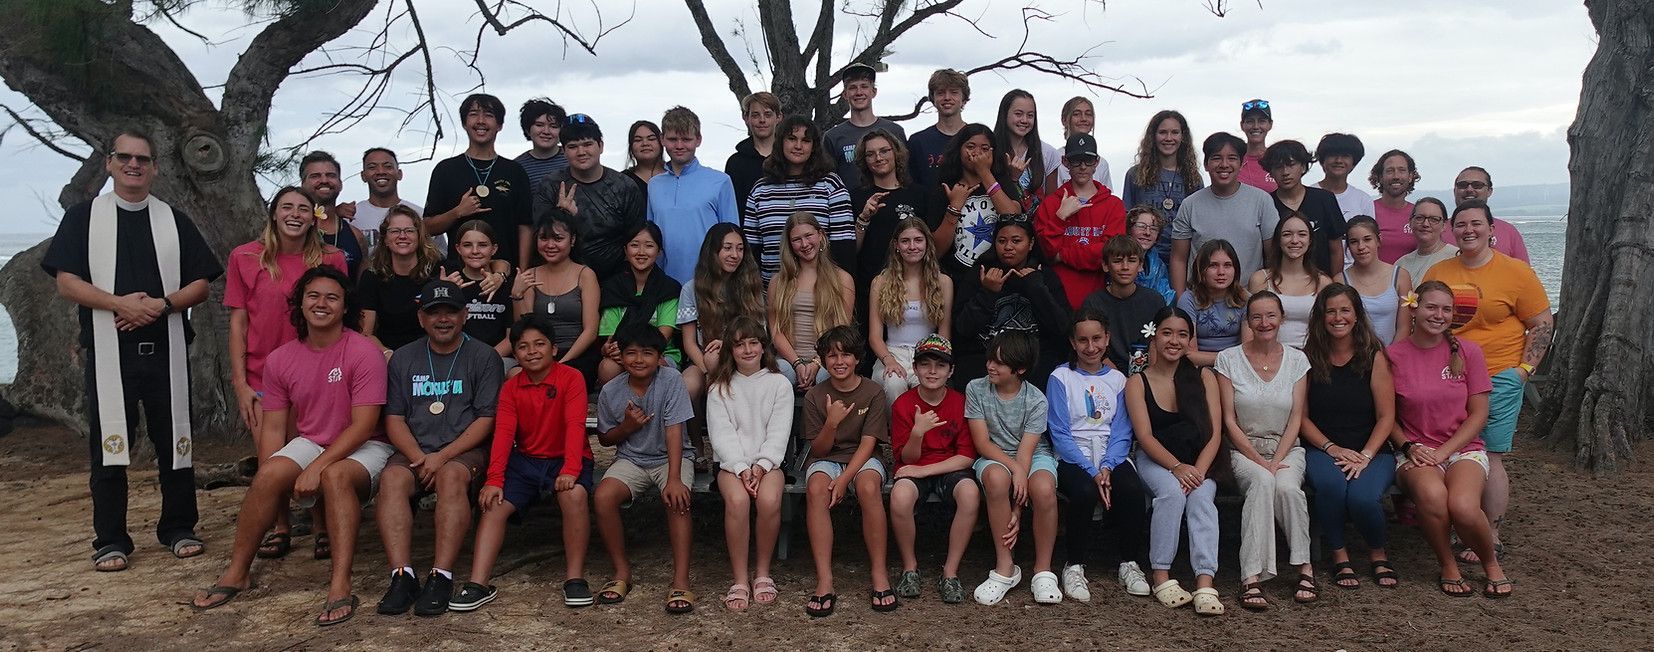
xmin=42 ymin=130 xmax=224 ymax=572
xmin=337 ymin=148 xmax=438 ymax=255
xmin=533 ymin=114 xmax=645 ymax=279
xmin=1451 ymin=166 xmax=1530 ymax=263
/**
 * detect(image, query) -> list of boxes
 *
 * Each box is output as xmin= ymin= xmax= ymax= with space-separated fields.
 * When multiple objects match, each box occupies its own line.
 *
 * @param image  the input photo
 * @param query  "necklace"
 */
xmin=425 ymin=334 xmax=469 ymax=415
xmin=467 ymin=156 xmax=496 ymax=198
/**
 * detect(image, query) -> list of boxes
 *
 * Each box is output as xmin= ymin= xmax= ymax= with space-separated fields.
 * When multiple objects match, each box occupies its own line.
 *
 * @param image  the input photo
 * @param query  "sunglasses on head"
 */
xmin=567 ymin=113 xmax=593 ymax=125
xmin=1242 ymin=99 xmax=1270 ymax=111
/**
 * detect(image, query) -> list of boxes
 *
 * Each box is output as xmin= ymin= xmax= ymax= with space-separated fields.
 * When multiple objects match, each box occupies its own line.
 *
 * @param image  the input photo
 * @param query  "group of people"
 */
xmin=46 ymin=63 xmax=1550 ymax=626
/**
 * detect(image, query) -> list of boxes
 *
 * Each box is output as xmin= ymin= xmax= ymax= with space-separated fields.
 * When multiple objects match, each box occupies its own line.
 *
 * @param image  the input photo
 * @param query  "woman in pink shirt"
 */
xmin=1386 ymin=280 xmax=1512 ymax=598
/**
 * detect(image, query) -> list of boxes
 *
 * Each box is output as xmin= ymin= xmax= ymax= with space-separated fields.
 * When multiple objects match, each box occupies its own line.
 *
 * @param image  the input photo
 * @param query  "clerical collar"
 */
xmin=114 ymin=195 xmax=151 ymax=211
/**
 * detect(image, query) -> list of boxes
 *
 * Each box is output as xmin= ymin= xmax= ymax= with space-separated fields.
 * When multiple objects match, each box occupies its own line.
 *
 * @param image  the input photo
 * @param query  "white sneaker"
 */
xmin=1118 ymin=561 xmax=1152 ymax=596
xmin=1061 ymin=564 xmax=1091 ymax=602
xmin=1031 ymin=571 xmax=1062 ymax=604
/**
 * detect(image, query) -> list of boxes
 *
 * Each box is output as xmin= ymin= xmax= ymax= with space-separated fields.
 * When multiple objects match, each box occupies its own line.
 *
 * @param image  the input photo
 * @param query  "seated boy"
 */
xmin=967 ymin=330 xmax=1061 ymax=606
xmin=592 ymin=325 xmax=697 ymax=613
xmin=1080 ymin=235 xmax=1167 ymax=374
xmin=802 ymin=325 xmax=895 ymax=616
xmin=375 ymin=280 xmax=503 ymax=616
xmin=1127 ymin=207 xmax=1175 ymax=304
xmin=451 ymin=314 xmax=595 ymax=611
xmin=888 ymin=335 xmax=980 ymax=604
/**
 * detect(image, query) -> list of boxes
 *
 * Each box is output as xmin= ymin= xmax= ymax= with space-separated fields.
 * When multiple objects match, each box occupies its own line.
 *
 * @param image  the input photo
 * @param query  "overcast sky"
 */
xmin=0 ymin=0 xmax=1594 ymax=235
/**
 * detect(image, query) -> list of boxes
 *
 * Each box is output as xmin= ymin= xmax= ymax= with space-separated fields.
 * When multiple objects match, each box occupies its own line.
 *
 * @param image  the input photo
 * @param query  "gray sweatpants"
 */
xmin=1136 ymin=450 xmax=1219 ymax=577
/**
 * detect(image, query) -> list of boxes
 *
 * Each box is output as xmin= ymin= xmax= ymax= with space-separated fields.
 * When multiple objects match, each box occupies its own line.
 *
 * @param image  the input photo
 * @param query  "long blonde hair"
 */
xmin=365 ymin=204 xmax=441 ymax=281
xmin=874 ymin=217 xmax=946 ymax=327
xmin=770 ymin=212 xmax=850 ymax=341
xmin=255 ymin=186 xmax=329 ymax=281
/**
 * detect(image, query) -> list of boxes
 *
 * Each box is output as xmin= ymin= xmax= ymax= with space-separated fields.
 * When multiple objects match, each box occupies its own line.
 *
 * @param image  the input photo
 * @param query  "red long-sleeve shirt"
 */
xmin=487 ymin=362 xmax=592 ymax=488
xmin=1034 ymin=180 xmax=1127 ymax=310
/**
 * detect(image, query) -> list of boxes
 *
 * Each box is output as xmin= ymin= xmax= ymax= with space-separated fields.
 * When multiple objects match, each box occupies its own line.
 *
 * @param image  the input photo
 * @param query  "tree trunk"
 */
xmin=0 ymin=0 xmax=376 ymax=443
xmin=1536 ymin=0 xmax=1654 ymax=473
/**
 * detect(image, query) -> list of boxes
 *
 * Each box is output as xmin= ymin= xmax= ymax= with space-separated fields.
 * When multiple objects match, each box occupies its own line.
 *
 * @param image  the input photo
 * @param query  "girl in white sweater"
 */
xmin=706 ymin=315 xmax=795 ymax=610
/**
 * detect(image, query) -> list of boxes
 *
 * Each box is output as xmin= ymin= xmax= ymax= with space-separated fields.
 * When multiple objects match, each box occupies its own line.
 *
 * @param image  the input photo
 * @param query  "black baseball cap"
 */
xmin=1064 ymin=134 xmax=1099 ymax=160
xmin=417 ymin=280 xmax=466 ymax=311
xmin=842 ymin=62 xmax=877 ymax=84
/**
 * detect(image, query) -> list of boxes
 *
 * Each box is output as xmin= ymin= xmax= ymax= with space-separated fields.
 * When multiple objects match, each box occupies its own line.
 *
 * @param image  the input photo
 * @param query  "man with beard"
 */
xmin=302 ymin=151 xmax=370 ymax=277
xmin=533 ymin=114 xmax=645 ymax=279
xmin=425 ymin=93 xmax=535 ymax=269
xmin=336 ymin=148 xmax=440 ymax=255
xmin=373 ymin=280 xmax=503 ymax=616
xmin=1450 ymin=166 xmax=1530 ymax=264
xmin=1368 ymin=149 xmax=1421 ymax=263
xmin=42 ymin=129 xmax=223 ymax=572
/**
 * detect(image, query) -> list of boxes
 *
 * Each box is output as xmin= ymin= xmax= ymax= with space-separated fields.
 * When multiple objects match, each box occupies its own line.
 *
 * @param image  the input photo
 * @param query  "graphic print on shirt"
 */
xmin=1446 ymin=283 xmax=1482 ymax=330
xmin=411 ymin=374 xmax=464 ymax=398
xmin=327 ymin=366 xmax=343 ymax=383
xmin=1130 ymin=321 xmax=1155 ymax=374
xmin=1082 ymin=382 xmax=1113 ymax=423
xmin=951 ymin=194 xmax=997 ymax=269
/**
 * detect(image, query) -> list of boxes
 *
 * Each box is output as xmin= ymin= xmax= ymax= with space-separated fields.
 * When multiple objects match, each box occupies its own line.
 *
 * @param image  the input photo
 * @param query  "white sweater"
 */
xmin=706 ymin=368 xmax=795 ymax=474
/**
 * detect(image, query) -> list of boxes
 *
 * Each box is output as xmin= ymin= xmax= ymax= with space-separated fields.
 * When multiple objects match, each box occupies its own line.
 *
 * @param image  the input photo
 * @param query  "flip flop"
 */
xmin=665 ymin=588 xmax=696 ymax=614
xmin=191 ymin=585 xmax=242 ymax=611
xmin=314 ymin=594 xmax=359 ymax=627
xmin=92 ymin=545 xmax=128 ymax=573
xmin=255 ymin=532 xmax=291 ymax=559
xmin=805 ymin=593 xmax=836 ymax=618
xmin=170 ymin=537 xmax=205 ymax=559
xmin=753 ymin=576 xmax=778 ymax=604
xmin=596 ymin=579 xmax=630 ymax=605
xmin=869 ymin=588 xmax=899 ymax=612
xmin=563 ymin=579 xmax=594 ymax=608
xmin=1438 ymin=577 xmax=1474 ymax=598
xmin=1483 ymin=578 xmax=1515 ymax=599
xmin=313 ymin=533 xmax=331 ymax=561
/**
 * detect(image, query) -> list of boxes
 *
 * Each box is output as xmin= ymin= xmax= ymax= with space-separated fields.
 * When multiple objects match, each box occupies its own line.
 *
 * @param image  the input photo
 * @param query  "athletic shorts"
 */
xmin=893 ymin=469 xmax=975 ymax=507
xmin=1481 ymin=368 xmax=1525 ymax=453
xmin=500 ymin=452 xmax=594 ymax=513
xmin=806 ymin=457 xmax=888 ymax=494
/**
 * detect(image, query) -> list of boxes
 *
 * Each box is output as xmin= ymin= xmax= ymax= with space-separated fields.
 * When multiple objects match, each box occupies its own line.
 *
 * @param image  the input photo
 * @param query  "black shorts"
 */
xmin=894 ymin=469 xmax=975 ymax=507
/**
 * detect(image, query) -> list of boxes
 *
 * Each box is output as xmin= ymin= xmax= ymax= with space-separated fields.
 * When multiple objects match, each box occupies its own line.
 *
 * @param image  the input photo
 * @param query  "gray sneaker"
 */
xmin=937 ymin=576 xmax=965 ymax=604
xmin=896 ymin=570 xmax=922 ymax=599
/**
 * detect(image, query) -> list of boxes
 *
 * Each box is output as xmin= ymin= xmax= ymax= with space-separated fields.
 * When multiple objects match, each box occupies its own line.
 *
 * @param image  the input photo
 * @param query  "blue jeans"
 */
xmin=1304 ymin=447 xmax=1395 ymax=551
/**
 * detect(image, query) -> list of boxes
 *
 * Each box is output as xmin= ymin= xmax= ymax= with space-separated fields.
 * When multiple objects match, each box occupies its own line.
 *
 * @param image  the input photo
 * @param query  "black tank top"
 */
xmin=1139 ymin=373 xmax=1204 ymax=465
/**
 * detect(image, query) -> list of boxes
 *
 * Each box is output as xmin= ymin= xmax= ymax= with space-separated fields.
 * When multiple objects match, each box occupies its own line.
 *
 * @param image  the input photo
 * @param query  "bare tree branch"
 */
xmin=801 ymin=1 xmax=835 ymax=66
xmin=0 ymin=104 xmax=89 ymax=162
xmin=472 ymin=0 xmax=631 ymax=56
xmin=220 ymin=0 xmax=378 ymax=153
xmin=684 ymin=0 xmax=755 ymax=103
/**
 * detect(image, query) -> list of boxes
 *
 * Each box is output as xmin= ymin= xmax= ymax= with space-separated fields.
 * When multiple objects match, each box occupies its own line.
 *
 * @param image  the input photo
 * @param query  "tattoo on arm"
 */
xmin=1522 ymin=319 xmax=1554 ymax=367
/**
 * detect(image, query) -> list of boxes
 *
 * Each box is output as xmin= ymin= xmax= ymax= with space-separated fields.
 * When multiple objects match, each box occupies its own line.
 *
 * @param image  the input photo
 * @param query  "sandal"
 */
xmin=190 ymin=585 xmax=242 ymax=610
xmin=1152 ymin=579 xmax=1192 ymax=608
xmin=314 ymin=594 xmax=359 ymax=627
xmin=805 ymin=592 xmax=836 ymax=618
xmin=723 ymin=584 xmax=751 ymax=611
xmin=1331 ymin=561 xmax=1359 ymax=590
xmin=870 ymin=588 xmax=899 ymax=612
xmin=256 ymin=532 xmax=291 ymax=559
xmin=753 ymin=576 xmax=778 ymax=604
xmin=1192 ymin=587 xmax=1224 ymax=616
xmin=170 ymin=536 xmax=205 ymax=559
xmin=1370 ymin=560 xmax=1400 ymax=589
xmin=91 ymin=545 xmax=128 ymax=572
xmin=596 ymin=579 xmax=630 ymax=605
xmin=665 ymin=588 xmax=696 ymax=614
xmin=1240 ymin=582 xmax=1269 ymax=611
xmin=563 ymin=579 xmax=594 ymax=608
xmin=1294 ymin=574 xmax=1320 ymax=604
xmin=1438 ymin=577 xmax=1473 ymax=597
xmin=313 ymin=533 xmax=331 ymax=561
xmin=1483 ymin=578 xmax=1515 ymax=599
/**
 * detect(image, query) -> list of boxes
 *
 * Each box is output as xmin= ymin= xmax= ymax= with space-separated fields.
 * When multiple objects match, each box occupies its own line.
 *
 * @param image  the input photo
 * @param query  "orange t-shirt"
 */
xmin=1423 ymin=252 xmax=1549 ymax=375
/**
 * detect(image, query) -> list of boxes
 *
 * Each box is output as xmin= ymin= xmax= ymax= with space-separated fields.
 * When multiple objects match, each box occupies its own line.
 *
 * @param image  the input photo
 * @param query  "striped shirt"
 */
xmin=742 ymin=174 xmax=853 ymax=281
xmin=514 ymin=150 xmax=568 ymax=189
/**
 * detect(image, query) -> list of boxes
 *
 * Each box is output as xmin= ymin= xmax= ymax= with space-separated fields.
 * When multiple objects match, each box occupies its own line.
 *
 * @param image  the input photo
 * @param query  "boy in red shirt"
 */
xmin=1034 ymin=133 xmax=1128 ymax=310
xmin=888 ymin=335 xmax=979 ymax=604
xmin=452 ymin=314 xmax=595 ymax=611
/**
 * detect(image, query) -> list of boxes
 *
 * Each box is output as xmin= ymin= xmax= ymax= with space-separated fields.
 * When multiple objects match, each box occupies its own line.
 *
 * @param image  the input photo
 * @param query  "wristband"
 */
xmin=946 ymin=205 xmax=963 ymax=217
xmin=986 ymin=182 xmax=1002 ymax=197
xmin=1517 ymin=362 xmax=1536 ymax=376
xmin=1401 ymin=441 xmax=1419 ymax=454
xmin=1321 ymin=441 xmax=1335 ymax=452
xmin=161 ymin=296 xmax=175 ymax=316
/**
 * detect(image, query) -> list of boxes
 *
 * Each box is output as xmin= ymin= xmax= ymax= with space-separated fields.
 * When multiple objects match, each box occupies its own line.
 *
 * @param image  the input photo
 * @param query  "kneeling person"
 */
xmin=376 ymin=280 xmax=504 ymax=616
xmin=454 ymin=314 xmax=595 ymax=611
xmin=592 ymin=325 xmax=698 ymax=612
xmin=191 ymin=266 xmax=394 ymax=627
xmin=888 ymin=335 xmax=980 ymax=604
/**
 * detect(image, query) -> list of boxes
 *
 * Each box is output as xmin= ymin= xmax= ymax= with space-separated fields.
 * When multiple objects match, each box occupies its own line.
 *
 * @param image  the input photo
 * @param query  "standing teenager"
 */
xmin=1170 ymin=132 xmax=1279 ymax=295
xmin=823 ymin=62 xmax=908 ymax=189
xmin=851 ymin=129 xmax=940 ymax=329
xmin=934 ymin=123 xmax=1022 ymax=283
xmin=993 ymin=89 xmax=1061 ymax=214
xmin=1237 ymin=99 xmax=1277 ymax=192
xmin=425 ymin=94 xmax=534 ymax=268
xmin=647 ymin=106 xmax=741 ymax=284
xmin=1034 ymin=134 xmax=1128 ymax=310
xmin=1313 ymin=133 xmax=1375 ymax=227
xmin=725 ymin=92 xmax=782 ymax=211
xmin=1123 ymin=110 xmax=1204 ymax=265
xmin=1053 ymin=97 xmax=1114 ymax=189
xmin=745 ymin=115 xmax=855 ymax=279
xmin=1264 ymin=140 xmax=1346 ymax=274
xmin=534 ymin=113 xmax=646 ymax=280
xmin=908 ymin=69 xmax=970 ymax=191
xmin=623 ymin=120 xmax=666 ymax=190
xmin=513 ymin=97 xmax=568 ymax=186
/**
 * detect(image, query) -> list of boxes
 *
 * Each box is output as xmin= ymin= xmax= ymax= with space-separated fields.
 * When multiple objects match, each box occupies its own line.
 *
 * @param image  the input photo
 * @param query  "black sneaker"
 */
xmin=413 ymin=572 xmax=454 ymax=616
xmin=448 ymin=582 xmax=497 ymax=612
xmin=375 ymin=570 xmax=421 ymax=615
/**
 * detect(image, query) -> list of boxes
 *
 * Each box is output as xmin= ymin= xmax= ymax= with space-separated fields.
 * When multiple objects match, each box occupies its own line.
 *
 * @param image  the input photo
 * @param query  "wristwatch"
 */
xmin=160 ymin=296 xmax=175 ymax=316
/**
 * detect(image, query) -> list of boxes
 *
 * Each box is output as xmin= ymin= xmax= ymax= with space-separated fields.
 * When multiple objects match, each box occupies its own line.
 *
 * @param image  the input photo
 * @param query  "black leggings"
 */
xmin=1057 ymin=459 xmax=1149 ymax=568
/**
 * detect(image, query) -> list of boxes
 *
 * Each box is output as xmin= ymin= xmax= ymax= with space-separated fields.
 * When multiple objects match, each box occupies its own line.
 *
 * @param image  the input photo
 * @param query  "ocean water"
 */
xmin=0 ymin=220 xmax=1572 ymax=385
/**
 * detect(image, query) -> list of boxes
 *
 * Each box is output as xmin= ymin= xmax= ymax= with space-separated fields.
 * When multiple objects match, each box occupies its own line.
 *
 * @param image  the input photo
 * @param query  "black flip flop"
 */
xmin=255 ymin=532 xmax=291 ymax=559
xmin=92 ymin=545 xmax=128 ymax=572
xmin=170 ymin=537 xmax=205 ymax=559
xmin=191 ymin=585 xmax=242 ymax=611
xmin=1483 ymin=578 xmax=1515 ymax=599
xmin=805 ymin=593 xmax=836 ymax=617
xmin=315 ymin=595 xmax=359 ymax=627
xmin=870 ymin=588 xmax=899 ymax=612
xmin=313 ymin=533 xmax=331 ymax=561
xmin=1438 ymin=577 xmax=1473 ymax=598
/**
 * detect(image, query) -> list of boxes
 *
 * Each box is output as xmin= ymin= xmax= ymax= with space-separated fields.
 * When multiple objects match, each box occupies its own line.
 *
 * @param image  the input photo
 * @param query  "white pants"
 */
xmin=1230 ymin=441 xmax=1309 ymax=582
xmin=873 ymin=346 xmax=919 ymax=405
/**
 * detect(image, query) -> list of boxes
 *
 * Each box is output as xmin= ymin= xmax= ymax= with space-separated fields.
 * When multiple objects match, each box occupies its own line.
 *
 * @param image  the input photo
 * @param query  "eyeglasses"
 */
xmin=1066 ymin=157 xmax=1099 ymax=168
xmin=1410 ymin=214 xmax=1444 ymax=224
xmin=1241 ymin=99 xmax=1270 ymax=111
xmin=110 ymin=152 xmax=154 ymax=166
xmin=1454 ymin=180 xmax=1490 ymax=190
xmin=384 ymin=227 xmax=419 ymax=236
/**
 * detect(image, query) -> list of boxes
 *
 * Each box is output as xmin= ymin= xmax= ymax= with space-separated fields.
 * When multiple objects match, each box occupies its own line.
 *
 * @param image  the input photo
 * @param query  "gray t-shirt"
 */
xmin=674 ymin=282 xmax=703 ymax=346
xmin=964 ymin=377 xmax=1051 ymax=457
xmin=385 ymin=336 xmax=503 ymax=453
xmin=597 ymin=365 xmax=696 ymax=467
xmin=1171 ymin=184 xmax=1280 ymax=281
xmin=822 ymin=117 xmax=908 ymax=190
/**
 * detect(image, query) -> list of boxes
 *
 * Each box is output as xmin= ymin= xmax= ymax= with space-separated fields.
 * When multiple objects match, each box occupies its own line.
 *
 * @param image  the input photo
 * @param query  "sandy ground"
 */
xmin=0 ymin=417 xmax=1648 ymax=652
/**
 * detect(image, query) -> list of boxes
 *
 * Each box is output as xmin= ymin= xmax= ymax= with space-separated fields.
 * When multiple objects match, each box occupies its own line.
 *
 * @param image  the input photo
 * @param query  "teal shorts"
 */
xmin=973 ymin=451 xmax=1058 ymax=481
xmin=1481 ymin=368 xmax=1526 ymax=454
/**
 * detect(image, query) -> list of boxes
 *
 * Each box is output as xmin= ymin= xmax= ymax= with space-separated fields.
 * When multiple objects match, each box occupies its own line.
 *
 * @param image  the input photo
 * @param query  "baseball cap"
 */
xmin=1063 ymin=133 xmax=1099 ymax=160
xmin=912 ymin=334 xmax=953 ymax=365
xmin=842 ymin=61 xmax=878 ymax=84
xmin=1241 ymin=98 xmax=1272 ymax=120
xmin=417 ymin=279 xmax=466 ymax=311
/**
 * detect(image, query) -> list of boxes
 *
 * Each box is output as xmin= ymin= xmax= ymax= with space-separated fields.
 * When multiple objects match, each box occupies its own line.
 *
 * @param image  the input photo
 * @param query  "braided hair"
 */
xmin=1413 ymin=280 xmax=1464 ymax=376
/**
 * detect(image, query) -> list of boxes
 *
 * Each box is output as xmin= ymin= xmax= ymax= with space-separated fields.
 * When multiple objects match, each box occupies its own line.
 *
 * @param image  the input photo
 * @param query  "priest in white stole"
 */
xmin=41 ymin=131 xmax=223 ymax=572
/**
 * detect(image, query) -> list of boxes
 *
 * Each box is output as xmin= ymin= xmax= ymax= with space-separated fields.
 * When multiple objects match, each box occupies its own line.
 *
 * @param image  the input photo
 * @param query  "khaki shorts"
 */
xmin=382 ymin=447 xmax=490 ymax=496
xmin=602 ymin=458 xmax=695 ymax=500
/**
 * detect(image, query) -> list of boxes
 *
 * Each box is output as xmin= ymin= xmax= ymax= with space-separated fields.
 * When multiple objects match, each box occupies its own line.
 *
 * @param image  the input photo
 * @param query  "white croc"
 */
xmin=973 ymin=566 xmax=1022 ymax=605
xmin=1061 ymin=565 xmax=1091 ymax=602
xmin=1192 ymin=587 xmax=1224 ymax=616
xmin=1153 ymin=579 xmax=1193 ymax=608
xmin=1118 ymin=561 xmax=1152 ymax=597
xmin=1031 ymin=571 xmax=1062 ymax=604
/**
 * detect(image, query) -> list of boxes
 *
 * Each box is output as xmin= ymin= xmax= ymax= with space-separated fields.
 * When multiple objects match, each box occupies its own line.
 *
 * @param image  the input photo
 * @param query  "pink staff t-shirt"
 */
xmin=1388 ymin=335 xmax=1492 ymax=453
xmin=261 ymin=329 xmax=387 ymax=447
xmin=223 ymin=242 xmax=348 ymax=391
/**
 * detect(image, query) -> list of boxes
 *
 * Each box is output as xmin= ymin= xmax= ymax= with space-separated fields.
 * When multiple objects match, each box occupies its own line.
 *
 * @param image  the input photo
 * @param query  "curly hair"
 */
xmin=853 ymin=129 xmax=911 ymax=188
xmin=1133 ymin=110 xmax=1203 ymax=192
xmin=763 ymin=115 xmax=836 ymax=183
xmin=1303 ymin=283 xmax=1383 ymax=383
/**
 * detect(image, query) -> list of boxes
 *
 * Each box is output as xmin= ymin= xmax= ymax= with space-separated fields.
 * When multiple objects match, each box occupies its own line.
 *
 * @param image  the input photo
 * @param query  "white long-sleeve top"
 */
xmin=706 ymin=367 xmax=795 ymax=474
